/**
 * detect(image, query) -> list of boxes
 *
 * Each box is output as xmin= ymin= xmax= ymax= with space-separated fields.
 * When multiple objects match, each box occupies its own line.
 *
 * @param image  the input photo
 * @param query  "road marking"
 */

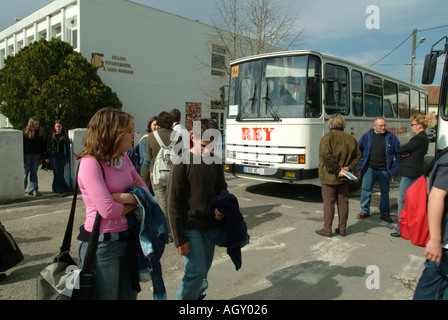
xmin=311 ymin=238 xmax=366 ymax=265
xmin=22 ymin=209 xmax=67 ymax=220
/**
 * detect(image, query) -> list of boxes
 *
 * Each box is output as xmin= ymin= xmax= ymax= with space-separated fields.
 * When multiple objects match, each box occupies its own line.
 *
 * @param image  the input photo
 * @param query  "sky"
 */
xmin=1 ymin=0 xmax=448 ymax=86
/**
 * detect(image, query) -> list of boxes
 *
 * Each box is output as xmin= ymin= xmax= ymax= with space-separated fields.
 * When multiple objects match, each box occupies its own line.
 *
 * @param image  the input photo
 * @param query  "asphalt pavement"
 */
xmin=0 ymin=147 xmax=436 ymax=305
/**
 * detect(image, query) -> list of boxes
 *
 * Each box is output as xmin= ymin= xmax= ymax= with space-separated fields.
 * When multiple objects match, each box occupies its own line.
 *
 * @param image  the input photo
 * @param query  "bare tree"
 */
xmin=211 ymin=0 xmax=306 ymax=66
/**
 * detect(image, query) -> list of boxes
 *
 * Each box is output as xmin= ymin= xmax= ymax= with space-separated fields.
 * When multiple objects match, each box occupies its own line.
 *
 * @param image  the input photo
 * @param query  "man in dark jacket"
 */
xmin=356 ymin=117 xmax=400 ymax=223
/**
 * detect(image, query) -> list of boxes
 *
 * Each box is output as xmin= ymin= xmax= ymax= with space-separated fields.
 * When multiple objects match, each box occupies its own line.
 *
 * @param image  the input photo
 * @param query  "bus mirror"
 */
xmin=422 ymin=53 xmax=438 ymax=85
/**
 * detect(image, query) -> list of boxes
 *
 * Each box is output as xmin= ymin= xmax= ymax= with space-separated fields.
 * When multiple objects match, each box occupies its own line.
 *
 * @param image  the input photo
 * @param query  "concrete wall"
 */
xmin=0 ymin=129 xmax=24 ymax=201
xmin=68 ymin=128 xmax=86 ymax=189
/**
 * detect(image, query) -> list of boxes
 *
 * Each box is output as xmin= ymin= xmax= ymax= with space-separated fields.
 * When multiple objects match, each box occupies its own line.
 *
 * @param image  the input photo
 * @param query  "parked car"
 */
xmin=426 ymin=128 xmax=436 ymax=142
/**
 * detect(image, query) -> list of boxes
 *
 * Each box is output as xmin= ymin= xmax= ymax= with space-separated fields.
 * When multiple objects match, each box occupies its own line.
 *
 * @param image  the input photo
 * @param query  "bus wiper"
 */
xmin=236 ymin=84 xmax=257 ymax=121
xmin=262 ymin=84 xmax=281 ymax=121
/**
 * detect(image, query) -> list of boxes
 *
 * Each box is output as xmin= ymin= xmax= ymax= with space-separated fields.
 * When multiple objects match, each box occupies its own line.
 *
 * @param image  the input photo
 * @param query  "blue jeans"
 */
xmin=176 ymin=229 xmax=215 ymax=300
xmin=360 ymin=167 xmax=391 ymax=215
xmin=414 ymin=249 xmax=448 ymax=300
xmin=78 ymin=239 xmax=137 ymax=300
xmin=49 ymin=153 xmax=71 ymax=193
xmin=395 ymin=176 xmax=418 ymax=234
xmin=24 ymin=154 xmax=40 ymax=193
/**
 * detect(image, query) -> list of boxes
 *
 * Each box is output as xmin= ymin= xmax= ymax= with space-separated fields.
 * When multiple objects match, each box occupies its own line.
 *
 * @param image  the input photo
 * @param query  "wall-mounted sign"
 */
xmin=91 ymin=53 xmax=134 ymax=75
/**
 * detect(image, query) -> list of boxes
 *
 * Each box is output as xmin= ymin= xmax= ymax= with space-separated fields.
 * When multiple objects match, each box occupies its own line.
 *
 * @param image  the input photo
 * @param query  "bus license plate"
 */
xmin=243 ymin=166 xmax=265 ymax=175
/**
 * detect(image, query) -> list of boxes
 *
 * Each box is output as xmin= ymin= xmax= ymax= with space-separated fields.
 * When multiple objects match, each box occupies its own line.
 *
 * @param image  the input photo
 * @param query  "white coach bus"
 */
xmin=223 ymin=50 xmax=428 ymax=186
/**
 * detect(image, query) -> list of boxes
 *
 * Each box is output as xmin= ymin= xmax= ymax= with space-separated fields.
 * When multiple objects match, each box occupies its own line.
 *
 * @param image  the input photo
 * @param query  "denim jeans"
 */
xmin=24 ymin=154 xmax=40 ymax=193
xmin=78 ymin=239 xmax=137 ymax=300
xmin=395 ymin=176 xmax=418 ymax=234
xmin=175 ymin=229 xmax=215 ymax=300
xmin=360 ymin=167 xmax=390 ymax=215
xmin=414 ymin=249 xmax=448 ymax=300
xmin=49 ymin=153 xmax=71 ymax=193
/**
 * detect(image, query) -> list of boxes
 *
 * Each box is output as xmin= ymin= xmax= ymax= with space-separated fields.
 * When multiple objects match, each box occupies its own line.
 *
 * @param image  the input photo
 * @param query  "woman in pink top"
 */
xmin=76 ymin=107 xmax=148 ymax=300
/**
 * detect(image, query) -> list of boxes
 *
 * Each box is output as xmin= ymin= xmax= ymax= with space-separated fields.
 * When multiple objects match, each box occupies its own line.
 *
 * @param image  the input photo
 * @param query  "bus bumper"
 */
xmin=224 ymin=163 xmax=318 ymax=182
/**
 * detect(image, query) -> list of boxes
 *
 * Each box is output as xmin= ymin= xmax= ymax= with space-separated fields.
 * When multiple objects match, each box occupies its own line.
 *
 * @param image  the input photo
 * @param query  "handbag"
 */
xmin=0 ymin=221 xmax=24 ymax=272
xmin=36 ymin=160 xmax=104 ymax=300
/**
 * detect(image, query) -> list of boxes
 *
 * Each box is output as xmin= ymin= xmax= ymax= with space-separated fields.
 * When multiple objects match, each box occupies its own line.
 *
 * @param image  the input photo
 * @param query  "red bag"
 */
xmin=399 ymin=147 xmax=448 ymax=247
xmin=399 ymin=175 xmax=430 ymax=247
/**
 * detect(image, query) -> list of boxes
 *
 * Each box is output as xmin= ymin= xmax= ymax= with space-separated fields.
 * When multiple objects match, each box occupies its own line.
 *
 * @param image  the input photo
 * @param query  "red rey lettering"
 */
xmin=241 ymin=128 xmax=275 ymax=141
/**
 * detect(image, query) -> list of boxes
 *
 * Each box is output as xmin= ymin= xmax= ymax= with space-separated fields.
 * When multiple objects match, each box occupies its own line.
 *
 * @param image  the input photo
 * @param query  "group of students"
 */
xmin=316 ymin=113 xmax=448 ymax=299
xmin=20 ymin=109 xmax=448 ymax=300
xmin=23 ymin=117 xmax=72 ymax=197
xmin=75 ymin=107 xmax=225 ymax=300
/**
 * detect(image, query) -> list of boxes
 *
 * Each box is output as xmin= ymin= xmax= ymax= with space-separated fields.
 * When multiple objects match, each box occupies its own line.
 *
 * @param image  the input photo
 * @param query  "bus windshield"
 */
xmin=228 ymin=54 xmax=322 ymax=120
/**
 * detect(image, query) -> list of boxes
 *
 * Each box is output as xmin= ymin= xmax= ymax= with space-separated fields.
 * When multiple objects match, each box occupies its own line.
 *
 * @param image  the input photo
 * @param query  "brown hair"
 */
xmin=77 ymin=107 xmax=134 ymax=164
xmin=23 ymin=117 xmax=43 ymax=140
xmin=157 ymin=111 xmax=173 ymax=129
xmin=52 ymin=120 xmax=69 ymax=142
xmin=147 ymin=116 xmax=158 ymax=132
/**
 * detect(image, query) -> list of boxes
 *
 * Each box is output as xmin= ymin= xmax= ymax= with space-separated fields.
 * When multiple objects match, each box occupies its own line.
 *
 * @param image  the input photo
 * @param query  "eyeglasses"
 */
xmin=411 ymin=123 xmax=419 ymax=127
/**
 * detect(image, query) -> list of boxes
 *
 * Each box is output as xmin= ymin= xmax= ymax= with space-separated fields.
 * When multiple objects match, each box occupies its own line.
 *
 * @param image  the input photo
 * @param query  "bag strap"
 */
xmin=59 ymin=163 xmax=80 ymax=254
xmin=59 ymin=159 xmax=104 ymax=272
xmin=154 ymin=130 xmax=180 ymax=149
xmin=80 ymin=159 xmax=105 ymax=274
xmin=168 ymin=131 xmax=181 ymax=148
xmin=153 ymin=130 xmax=166 ymax=148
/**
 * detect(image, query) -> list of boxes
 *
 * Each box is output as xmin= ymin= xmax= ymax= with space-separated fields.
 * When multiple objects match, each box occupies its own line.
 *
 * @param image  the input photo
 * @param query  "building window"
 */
xmin=38 ymin=31 xmax=47 ymax=40
xmin=72 ymin=29 xmax=78 ymax=49
xmin=52 ymin=24 xmax=62 ymax=39
xmin=211 ymin=44 xmax=226 ymax=77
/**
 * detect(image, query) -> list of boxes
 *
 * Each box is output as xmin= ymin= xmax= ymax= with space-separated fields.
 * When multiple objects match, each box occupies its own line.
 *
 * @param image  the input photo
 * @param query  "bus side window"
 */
xmin=383 ymin=79 xmax=398 ymax=118
xmin=324 ymin=64 xmax=349 ymax=115
xmin=351 ymin=70 xmax=363 ymax=116
xmin=365 ymin=74 xmax=382 ymax=117
xmin=411 ymin=89 xmax=420 ymax=115
xmin=420 ymin=93 xmax=427 ymax=114
xmin=399 ymin=85 xmax=410 ymax=118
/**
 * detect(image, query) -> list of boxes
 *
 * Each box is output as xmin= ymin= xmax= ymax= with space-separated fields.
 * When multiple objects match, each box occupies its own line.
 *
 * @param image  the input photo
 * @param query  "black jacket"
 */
xmin=23 ymin=134 xmax=45 ymax=158
xmin=207 ymin=190 xmax=249 ymax=270
xmin=397 ymin=131 xmax=429 ymax=178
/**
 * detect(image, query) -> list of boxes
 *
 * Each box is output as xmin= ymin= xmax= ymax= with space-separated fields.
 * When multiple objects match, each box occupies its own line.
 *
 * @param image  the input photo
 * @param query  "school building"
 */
xmin=0 ymin=0 xmax=228 ymax=138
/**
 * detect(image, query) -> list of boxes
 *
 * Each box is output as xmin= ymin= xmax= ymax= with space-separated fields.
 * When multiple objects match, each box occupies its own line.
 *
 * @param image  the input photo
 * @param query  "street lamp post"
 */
xmin=411 ymin=28 xmax=426 ymax=83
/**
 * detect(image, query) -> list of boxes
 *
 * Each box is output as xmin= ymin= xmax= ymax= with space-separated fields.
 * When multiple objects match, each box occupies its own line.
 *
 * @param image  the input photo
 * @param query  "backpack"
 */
xmin=399 ymin=148 xmax=448 ymax=247
xmin=152 ymin=130 xmax=180 ymax=186
xmin=127 ymin=144 xmax=141 ymax=172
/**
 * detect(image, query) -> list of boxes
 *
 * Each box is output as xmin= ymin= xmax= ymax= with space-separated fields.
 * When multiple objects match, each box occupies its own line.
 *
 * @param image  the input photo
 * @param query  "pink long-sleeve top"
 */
xmin=77 ymin=154 xmax=149 ymax=233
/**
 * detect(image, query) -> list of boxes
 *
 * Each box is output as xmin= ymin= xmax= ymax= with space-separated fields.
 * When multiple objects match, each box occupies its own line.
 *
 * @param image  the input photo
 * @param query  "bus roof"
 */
xmin=230 ymin=50 xmax=427 ymax=92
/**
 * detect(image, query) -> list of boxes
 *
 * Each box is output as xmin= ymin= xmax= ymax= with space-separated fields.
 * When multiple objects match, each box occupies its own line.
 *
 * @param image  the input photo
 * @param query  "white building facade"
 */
xmin=0 ymin=0 xmax=228 ymax=137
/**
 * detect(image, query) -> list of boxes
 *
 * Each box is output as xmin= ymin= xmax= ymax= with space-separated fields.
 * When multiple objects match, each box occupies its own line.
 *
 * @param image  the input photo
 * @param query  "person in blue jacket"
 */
xmin=356 ymin=117 xmax=400 ymax=223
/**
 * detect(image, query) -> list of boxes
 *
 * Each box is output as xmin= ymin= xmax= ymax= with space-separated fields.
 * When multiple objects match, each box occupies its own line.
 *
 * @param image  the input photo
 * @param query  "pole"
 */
xmin=411 ymin=28 xmax=417 ymax=83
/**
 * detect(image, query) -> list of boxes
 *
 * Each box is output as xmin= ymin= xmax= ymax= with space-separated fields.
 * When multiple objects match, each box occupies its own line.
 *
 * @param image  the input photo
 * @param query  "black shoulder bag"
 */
xmin=36 ymin=159 xmax=104 ymax=300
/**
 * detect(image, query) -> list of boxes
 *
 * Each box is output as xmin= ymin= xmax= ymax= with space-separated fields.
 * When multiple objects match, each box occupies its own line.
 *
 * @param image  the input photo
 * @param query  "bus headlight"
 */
xmin=285 ymin=155 xmax=298 ymax=163
xmin=226 ymin=150 xmax=235 ymax=159
xmin=285 ymin=155 xmax=306 ymax=164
